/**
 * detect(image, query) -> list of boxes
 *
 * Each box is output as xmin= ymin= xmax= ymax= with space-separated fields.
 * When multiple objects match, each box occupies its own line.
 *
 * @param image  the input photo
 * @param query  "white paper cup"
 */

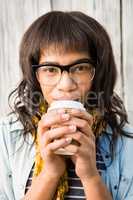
xmin=48 ymin=100 xmax=86 ymax=155
xmin=48 ymin=100 xmax=86 ymax=112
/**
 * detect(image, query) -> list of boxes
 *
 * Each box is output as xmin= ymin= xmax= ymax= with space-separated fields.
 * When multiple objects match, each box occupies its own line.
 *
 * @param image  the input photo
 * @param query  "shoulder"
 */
xmin=0 ymin=112 xmax=24 ymax=140
xmin=116 ymin=123 xmax=133 ymax=157
xmin=99 ymin=123 xmax=133 ymax=168
xmin=119 ymin=124 xmax=133 ymax=169
xmin=100 ymin=124 xmax=133 ymax=199
xmin=109 ymin=123 xmax=133 ymax=174
xmin=0 ymin=112 xmax=34 ymax=157
xmin=115 ymin=124 xmax=133 ymax=199
xmin=103 ymin=122 xmax=133 ymax=145
xmin=0 ymin=113 xmax=24 ymax=152
xmin=0 ymin=112 xmax=24 ymax=131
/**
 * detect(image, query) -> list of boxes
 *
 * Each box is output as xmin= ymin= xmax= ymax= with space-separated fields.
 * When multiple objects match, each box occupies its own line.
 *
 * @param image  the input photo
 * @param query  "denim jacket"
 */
xmin=0 ymin=114 xmax=133 ymax=200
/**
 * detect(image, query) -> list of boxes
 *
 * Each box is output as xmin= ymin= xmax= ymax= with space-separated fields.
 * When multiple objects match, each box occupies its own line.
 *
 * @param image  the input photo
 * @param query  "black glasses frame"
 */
xmin=32 ymin=58 xmax=96 ymax=73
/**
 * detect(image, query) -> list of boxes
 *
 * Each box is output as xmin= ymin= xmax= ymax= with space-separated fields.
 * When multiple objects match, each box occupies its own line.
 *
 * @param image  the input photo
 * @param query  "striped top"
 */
xmin=64 ymin=158 xmax=85 ymax=199
xmin=25 ymin=147 xmax=106 ymax=199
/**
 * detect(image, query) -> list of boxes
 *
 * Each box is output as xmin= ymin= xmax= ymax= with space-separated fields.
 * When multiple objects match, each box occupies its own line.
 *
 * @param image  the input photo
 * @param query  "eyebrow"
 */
xmin=32 ymin=58 xmax=95 ymax=68
xmin=39 ymin=58 xmax=89 ymax=66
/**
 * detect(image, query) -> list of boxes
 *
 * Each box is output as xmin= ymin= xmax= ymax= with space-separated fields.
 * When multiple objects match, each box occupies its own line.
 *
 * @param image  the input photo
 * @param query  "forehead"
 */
xmin=40 ymin=48 xmax=89 ymax=65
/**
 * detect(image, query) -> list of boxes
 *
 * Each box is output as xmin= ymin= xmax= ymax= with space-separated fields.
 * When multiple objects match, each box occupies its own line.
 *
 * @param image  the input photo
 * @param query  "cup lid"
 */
xmin=48 ymin=100 xmax=85 ymax=111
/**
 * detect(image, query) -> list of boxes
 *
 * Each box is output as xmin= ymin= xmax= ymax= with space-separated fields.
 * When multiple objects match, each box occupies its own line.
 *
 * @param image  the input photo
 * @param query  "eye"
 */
xmin=71 ymin=64 xmax=92 ymax=73
xmin=76 ymin=66 xmax=86 ymax=71
xmin=39 ymin=66 xmax=59 ymax=75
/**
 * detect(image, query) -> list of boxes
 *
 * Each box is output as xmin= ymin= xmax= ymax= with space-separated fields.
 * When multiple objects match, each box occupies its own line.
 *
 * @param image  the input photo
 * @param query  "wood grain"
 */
xmin=0 ymin=0 xmax=51 ymax=116
xmin=122 ymin=0 xmax=133 ymax=124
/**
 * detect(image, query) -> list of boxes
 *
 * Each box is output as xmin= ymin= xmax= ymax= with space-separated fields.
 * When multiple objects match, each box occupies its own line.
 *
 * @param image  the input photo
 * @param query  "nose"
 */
xmin=56 ymin=71 xmax=77 ymax=92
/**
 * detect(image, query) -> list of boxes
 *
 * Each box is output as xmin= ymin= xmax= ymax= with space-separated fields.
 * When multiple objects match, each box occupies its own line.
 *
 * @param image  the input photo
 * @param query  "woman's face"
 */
xmin=37 ymin=50 xmax=94 ymax=106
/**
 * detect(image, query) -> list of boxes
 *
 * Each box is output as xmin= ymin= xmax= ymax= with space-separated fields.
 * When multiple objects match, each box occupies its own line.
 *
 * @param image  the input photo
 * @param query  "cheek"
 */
xmin=77 ymin=82 xmax=92 ymax=103
xmin=79 ymin=81 xmax=92 ymax=94
xmin=40 ymin=84 xmax=54 ymax=105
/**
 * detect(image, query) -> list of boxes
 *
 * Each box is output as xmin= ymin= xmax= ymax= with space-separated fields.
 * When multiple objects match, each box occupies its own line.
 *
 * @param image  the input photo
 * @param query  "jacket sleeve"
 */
xmin=0 ymin=117 xmax=15 ymax=200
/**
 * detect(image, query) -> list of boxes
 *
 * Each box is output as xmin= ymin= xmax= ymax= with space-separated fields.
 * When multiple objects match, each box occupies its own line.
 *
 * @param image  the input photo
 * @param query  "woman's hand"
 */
xmin=37 ymin=110 xmax=76 ymax=178
xmin=62 ymin=108 xmax=99 ymax=181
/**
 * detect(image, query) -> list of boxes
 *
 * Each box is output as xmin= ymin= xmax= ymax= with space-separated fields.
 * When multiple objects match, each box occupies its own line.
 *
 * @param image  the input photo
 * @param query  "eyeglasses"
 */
xmin=32 ymin=58 xmax=95 ymax=86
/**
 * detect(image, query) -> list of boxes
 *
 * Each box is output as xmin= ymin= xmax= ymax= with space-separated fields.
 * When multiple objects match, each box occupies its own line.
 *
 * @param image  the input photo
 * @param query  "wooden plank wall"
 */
xmin=0 ymin=0 xmax=133 ymax=124
xmin=122 ymin=0 xmax=133 ymax=124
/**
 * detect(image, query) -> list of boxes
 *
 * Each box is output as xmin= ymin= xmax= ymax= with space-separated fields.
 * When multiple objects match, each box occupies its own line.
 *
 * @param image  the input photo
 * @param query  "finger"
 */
xmin=38 ymin=110 xmax=71 ymax=135
xmin=69 ymin=109 xmax=93 ymax=126
xmin=40 ymin=125 xmax=77 ymax=146
xmin=65 ymin=133 xmax=96 ymax=157
xmin=66 ymin=131 xmax=95 ymax=146
xmin=42 ymin=111 xmax=70 ymax=127
xmin=47 ymin=137 xmax=73 ymax=152
xmin=62 ymin=117 xmax=93 ymax=137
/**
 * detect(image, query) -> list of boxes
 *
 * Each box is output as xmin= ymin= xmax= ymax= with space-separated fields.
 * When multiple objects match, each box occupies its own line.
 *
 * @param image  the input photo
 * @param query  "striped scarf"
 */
xmin=32 ymin=102 xmax=106 ymax=200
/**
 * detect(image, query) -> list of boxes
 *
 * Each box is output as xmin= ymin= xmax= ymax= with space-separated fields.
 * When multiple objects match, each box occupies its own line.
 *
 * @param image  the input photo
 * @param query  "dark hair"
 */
xmin=9 ymin=11 xmax=131 ymax=157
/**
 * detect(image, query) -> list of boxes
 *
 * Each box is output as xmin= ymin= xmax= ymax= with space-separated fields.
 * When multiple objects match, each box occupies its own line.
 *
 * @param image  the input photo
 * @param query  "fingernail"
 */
xmin=61 ymin=113 xmax=70 ymax=121
xmin=65 ymin=137 xmax=72 ymax=143
xmin=69 ymin=125 xmax=76 ymax=132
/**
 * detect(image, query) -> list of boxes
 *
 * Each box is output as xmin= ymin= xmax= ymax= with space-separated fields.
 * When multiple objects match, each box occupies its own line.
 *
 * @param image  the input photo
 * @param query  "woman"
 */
xmin=0 ymin=11 xmax=133 ymax=200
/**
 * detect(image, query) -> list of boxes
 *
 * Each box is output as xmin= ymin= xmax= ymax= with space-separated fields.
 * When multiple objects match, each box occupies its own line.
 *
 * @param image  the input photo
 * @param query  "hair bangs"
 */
xmin=38 ymin=12 xmax=90 ymax=55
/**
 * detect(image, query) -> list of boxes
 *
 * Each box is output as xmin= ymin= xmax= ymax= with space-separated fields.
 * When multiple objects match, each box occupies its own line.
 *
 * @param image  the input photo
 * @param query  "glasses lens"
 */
xmin=70 ymin=63 xmax=95 ymax=81
xmin=35 ymin=62 xmax=95 ymax=86
xmin=36 ymin=66 xmax=61 ymax=85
